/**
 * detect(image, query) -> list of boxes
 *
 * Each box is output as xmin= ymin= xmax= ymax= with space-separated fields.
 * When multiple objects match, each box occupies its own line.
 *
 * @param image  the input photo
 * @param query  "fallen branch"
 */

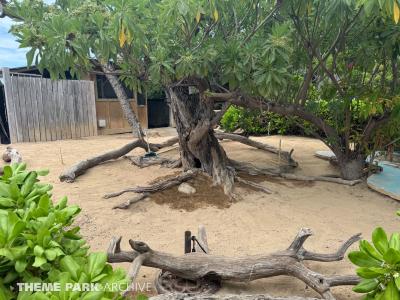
xmin=216 ymin=132 xmax=298 ymax=167
xmin=112 ymin=193 xmax=150 ymax=209
xmin=107 ymin=228 xmax=361 ymax=300
xmin=279 ymin=173 xmax=362 ymax=186
xmin=125 ymin=156 xmax=181 ymax=169
xmin=59 ymin=137 xmax=179 ymax=182
xmin=104 ymin=170 xmax=197 ymax=199
xmin=230 ymin=160 xmax=362 ymax=186
xmin=236 ymin=176 xmax=273 ymax=194
xmin=150 ymin=294 xmax=320 ymax=300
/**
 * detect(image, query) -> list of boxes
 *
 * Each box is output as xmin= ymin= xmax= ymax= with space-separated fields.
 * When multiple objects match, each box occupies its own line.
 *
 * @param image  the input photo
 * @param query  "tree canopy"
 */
xmin=5 ymin=0 xmax=400 ymax=180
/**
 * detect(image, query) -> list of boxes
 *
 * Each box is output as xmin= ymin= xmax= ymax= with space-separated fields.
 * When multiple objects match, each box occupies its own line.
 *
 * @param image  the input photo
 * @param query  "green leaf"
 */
xmin=383 ymin=248 xmax=400 ymax=265
xmin=60 ymin=256 xmax=80 ymax=281
xmin=32 ymin=256 xmax=47 ymax=268
xmin=21 ymin=172 xmax=38 ymax=197
xmin=0 ymin=197 xmax=15 ymax=208
xmin=372 ymin=227 xmax=389 ymax=255
xmin=360 ymin=240 xmax=384 ymax=261
xmin=34 ymin=245 xmax=44 ymax=257
xmin=44 ymin=249 xmax=58 ymax=261
xmin=356 ymin=267 xmax=383 ymax=279
xmin=26 ymin=48 xmax=36 ymax=67
xmin=15 ymin=259 xmax=28 ymax=273
xmin=384 ymin=279 xmax=400 ymax=300
xmin=348 ymin=251 xmax=381 ymax=267
xmin=389 ymin=233 xmax=400 ymax=250
xmin=86 ymin=252 xmax=107 ymax=279
xmin=352 ymin=278 xmax=379 ymax=293
xmin=0 ymin=182 xmax=11 ymax=197
xmin=2 ymin=166 xmax=12 ymax=179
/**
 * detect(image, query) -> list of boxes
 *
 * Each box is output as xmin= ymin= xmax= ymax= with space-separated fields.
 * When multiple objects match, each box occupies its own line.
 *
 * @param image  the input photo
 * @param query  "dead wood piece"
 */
xmin=104 ymin=170 xmax=197 ymax=199
xmin=216 ymin=132 xmax=298 ymax=167
xmin=164 ymin=158 xmax=182 ymax=169
xmin=229 ymin=159 xmax=281 ymax=176
xmin=3 ymin=147 xmax=22 ymax=164
xmin=107 ymin=228 xmax=361 ymax=300
xmin=125 ymin=155 xmax=181 ymax=169
xmin=112 ymin=193 xmax=150 ymax=209
xmin=59 ymin=137 xmax=179 ymax=182
xmin=236 ymin=177 xmax=273 ymax=194
xmin=150 ymin=294 xmax=320 ymax=300
xmin=230 ymin=160 xmax=362 ymax=186
xmin=279 ymin=173 xmax=362 ymax=186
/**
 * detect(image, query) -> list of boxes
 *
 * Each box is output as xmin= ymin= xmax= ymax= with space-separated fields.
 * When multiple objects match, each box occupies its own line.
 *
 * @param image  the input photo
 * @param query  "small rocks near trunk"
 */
xmin=178 ymin=182 xmax=196 ymax=195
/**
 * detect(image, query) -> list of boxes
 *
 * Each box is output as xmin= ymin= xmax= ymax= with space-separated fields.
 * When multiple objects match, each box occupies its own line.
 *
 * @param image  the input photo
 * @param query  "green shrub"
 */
xmin=0 ymin=163 xmax=127 ymax=299
xmin=349 ymin=227 xmax=400 ymax=299
xmin=220 ymin=106 xmax=315 ymax=136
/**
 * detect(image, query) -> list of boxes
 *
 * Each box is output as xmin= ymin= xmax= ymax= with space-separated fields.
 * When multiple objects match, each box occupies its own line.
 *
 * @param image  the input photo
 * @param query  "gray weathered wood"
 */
xmin=3 ymin=75 xmax=98 ymax=142
xmin=108 ymin=229 xmax=362 ymax=300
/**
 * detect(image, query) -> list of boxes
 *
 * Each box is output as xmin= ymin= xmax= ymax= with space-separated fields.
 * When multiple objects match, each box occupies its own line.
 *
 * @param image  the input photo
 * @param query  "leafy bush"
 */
xmin=349 ymin=227 xmax=400 ymax=299
xmin=220 ymin=106 xmax=315 ymax=136
xmin=0 ymin=164 xmax=127 ymax=299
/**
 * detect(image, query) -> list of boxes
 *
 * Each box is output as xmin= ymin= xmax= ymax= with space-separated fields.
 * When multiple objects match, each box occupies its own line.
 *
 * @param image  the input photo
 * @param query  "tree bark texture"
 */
xmin=168 ymin=86 xmax=235 ymax=195
xmin=107 ymin=228 xmax=361 ymax=300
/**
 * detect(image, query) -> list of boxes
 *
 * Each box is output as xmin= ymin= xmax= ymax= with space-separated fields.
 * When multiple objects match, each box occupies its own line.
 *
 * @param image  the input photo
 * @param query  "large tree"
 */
xmin=6 ymin=0 xmax=400 ymax=192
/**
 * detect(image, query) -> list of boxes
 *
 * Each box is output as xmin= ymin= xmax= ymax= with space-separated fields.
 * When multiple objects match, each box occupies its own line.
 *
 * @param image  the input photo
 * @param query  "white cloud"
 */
xmin=0 ymin=0 xmax=54 ymax=67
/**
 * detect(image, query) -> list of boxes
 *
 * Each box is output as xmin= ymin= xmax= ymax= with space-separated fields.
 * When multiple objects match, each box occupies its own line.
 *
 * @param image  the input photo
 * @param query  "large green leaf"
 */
xmin=372 ymin=227 xmax=389 ymax=255
xmin=86 ymin=253 xmax=107 ymax=279
xmin=384 ymin=279 xmax=400 ymax=300
xmin=348 ymin=251 xmax=381 ymax=267
xmin=352 ymin=278 xmax=379 ymax=293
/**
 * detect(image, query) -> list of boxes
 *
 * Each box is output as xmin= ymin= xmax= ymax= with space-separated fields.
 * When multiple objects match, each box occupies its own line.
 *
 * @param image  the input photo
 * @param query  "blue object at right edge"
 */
xmin=367 ymin=162 xmax=400 ymax=201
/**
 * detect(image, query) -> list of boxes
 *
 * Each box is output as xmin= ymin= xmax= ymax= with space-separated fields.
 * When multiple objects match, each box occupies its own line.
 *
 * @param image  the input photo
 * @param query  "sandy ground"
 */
xmin=8 ymin=129 xmax=400 ymax=299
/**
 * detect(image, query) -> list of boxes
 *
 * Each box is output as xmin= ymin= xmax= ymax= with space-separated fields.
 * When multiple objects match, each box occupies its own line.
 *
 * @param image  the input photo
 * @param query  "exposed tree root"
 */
xmin=235 ymin=176 xmax=273 ymax=194
xmin=107 ymin=228 xmax=361 ymax=300
xmin=104 ymin=170 xmax=197 ymax=200
xmin=125 ymin=155 xmax=181 ymax=169
xmin=59 ymin=137 xmax=179 ymax=182
xmin=279 ymin=173 xmax=362 ymax=186
xmin=216 ymin=132 xmax=298 ymax=167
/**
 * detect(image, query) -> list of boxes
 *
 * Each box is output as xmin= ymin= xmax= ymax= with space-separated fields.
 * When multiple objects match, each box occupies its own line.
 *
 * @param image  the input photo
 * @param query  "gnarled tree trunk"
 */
xmin=337 ymin=155 xmax=365 ymax=180
xmin=168 ymin=86 xmax=234 ymax=195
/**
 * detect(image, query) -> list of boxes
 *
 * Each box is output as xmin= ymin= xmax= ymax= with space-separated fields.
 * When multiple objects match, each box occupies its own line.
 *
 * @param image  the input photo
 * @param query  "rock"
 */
xmin=178 ymin=183 xmax=196 ymax=195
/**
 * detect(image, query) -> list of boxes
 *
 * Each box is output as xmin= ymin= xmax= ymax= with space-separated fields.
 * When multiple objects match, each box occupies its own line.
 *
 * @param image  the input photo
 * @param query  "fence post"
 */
xmin=1 ymin=68 xmax=18 ymax=143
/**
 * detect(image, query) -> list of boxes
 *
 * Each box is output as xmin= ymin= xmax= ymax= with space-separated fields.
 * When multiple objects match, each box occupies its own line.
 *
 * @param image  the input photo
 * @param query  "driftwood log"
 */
xmin=125 ymin=155 xmax=182 ymax=169
xmin=59 ymin=137 xmax=179 ymax=182
xmin=216 ymin=132 xmax=298 ymax=168
xmin=105 ymin=171 xmax=198 ymax=209
xmin=107 ymin=228 xmax=361 ymax=300
xmin=229 ymin=160 xmax=362 ymax=186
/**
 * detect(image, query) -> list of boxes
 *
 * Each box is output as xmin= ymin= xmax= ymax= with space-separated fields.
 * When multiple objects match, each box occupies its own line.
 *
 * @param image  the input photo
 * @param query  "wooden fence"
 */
xmin=1 ymin=68 xmax=97 ymax=143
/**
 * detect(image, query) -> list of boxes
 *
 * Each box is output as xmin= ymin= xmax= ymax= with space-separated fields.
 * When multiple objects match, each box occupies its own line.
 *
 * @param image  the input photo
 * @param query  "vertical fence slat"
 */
xmin=3 ymin=75 xmax=97 ymax=142
xmin=88 ymin=81 xmax=98 ymax=136
xmin=31 ymin=77 xmax=41 ymax=142
xmin=1 ymin=68 xmax=18 ymax=143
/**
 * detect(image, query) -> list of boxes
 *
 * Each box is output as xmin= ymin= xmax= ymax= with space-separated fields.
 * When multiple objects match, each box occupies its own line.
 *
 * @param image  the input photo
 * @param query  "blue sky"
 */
xmin=0 ymin=17 xmax=27 ymax=67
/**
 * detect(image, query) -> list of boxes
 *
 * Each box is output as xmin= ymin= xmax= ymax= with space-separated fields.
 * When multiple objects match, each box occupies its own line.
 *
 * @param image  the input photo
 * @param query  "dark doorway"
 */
xmin=0 ymin=85 xmax=10 ymax=144
xmin=148 ymin=98 xmax=170 ymax=128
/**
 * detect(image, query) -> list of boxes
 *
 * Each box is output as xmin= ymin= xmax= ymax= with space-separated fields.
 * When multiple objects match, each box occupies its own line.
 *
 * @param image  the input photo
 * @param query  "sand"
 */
xmin=8 ymin=129 xmax=400 ymax=299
